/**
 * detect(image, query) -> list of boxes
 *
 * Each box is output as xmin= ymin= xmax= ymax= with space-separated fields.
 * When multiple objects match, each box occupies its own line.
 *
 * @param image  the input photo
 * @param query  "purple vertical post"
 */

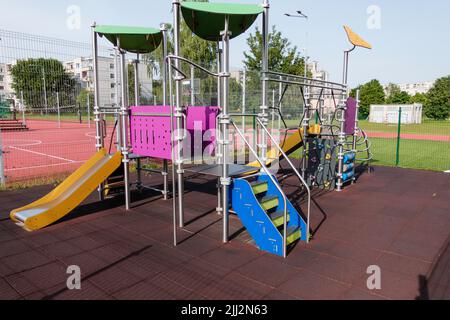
xmin=345 ymin=97 xmax=357 ymax=135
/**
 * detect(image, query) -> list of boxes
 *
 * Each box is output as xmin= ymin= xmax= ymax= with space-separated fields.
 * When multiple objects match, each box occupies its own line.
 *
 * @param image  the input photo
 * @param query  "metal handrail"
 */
xmin=230 ymin=120 xmax=290 ymax=258
xmin=264 ymin=77 xmax=347 ymax=93
xmin=256 ymin=118 xmax=312 ymax=245
xmin=264 ymin=70 xmax=347 ymax=89
xmin=166 ymin=55 xmax=220 ymax=79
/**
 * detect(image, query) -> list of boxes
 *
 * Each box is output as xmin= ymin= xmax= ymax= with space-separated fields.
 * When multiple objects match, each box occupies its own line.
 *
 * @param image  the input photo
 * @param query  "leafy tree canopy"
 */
xmin=243 ymin=26 xmax=307 ymax=76
xmin=11 ymin=58 xmax=76 ymax=108
xmin=351 ymin=79 xmax=385 ymax=118
xmin=425 ymin=76 xmax=450 ymax=120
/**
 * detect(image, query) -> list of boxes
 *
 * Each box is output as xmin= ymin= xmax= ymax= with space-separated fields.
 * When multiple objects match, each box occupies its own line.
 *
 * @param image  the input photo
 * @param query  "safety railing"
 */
xmin=230 ymin=120 xmax=291 ymax=258
xmin=264 ymin=70 xmax=347 ymax=92
xmin=255 ymin=118 xmax=312 ymax=245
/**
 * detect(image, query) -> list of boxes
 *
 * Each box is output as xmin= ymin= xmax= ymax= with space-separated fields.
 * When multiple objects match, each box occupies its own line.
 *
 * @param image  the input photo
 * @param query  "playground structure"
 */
xmin=10 ymin=1 xmax=373 ymax=258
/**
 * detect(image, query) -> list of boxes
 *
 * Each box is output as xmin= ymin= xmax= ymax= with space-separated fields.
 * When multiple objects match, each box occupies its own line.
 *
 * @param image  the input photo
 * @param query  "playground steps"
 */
xmin=231 ymin=173 xmax=308 ymax=257
xmin=0 ymin=119 xmax=29 ymax=132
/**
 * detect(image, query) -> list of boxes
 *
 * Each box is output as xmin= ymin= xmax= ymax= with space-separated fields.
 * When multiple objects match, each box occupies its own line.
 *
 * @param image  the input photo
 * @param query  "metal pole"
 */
xmin=42 ymin=66 xmax=48 ymax=115
xmin=173 ymin=0 xmax=185 ymax=228
xmin=91 ymin=23 xmax=105 ymax=200
xmin=56 ymin=92 xmax=61 ymax=129
xmin=216 ymin=41 xmax=223 ymax=215
xmin=302 ymin=88 xmax=310 ymax=179
xmin=161 ymin=23 xmax=169 ymax=201
xmin=336 ymin=89 xmax=348 ymax=192
xmin=168 ymin=57 xmax=178 ymax=247
xmin=190 ymin=65 xmax=195 ymax=106
xmin=220 ymin=16 xmax=231 ymax=243
xmin=396 ymin=107 xmax=402 ymax=167
xmin=118 ymin=38 xmax=131 ymax=211
xmin=271 ymin=89 xmax=275 ymax=131
xmin=114 ymin=48 xmax=121 ymax=147
xmin=87 ymin=92 xmax=91 ymax=128
xmin=278 ymin=76 xmax=282 ymax=131
xmin=242 ymin=68 xmax=246 ymax=133
xmin=261 ymin=0 xmax=270 ymax=162
xmin=135 ymin=55 xmax=143 ymax=194
xmin=337 ymin=49 xmax=352 ymax=192
xmin=20 ymin=91 xmax=26 ymax=126
xmin=0 ymin=129 xmax=5 ymax=187
xmin=134 ymin=54 xmax=140 ymax=106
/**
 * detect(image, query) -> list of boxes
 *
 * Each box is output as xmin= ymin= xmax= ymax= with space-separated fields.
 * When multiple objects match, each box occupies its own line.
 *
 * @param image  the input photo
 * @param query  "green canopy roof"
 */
xmin=181 ymin=2 xmax=263 ymax=41
xmin=95 ymin=25 xmax=162 ymax=54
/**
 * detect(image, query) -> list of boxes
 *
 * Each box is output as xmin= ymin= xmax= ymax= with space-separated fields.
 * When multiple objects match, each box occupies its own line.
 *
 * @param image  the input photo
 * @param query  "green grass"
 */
xmin=358 ymin=119 xmax=450 ymax=136
xmin=369 ymin=138 xmax=450 ymax=172
xmin=289 ymin=138 xmax=449 ymax=172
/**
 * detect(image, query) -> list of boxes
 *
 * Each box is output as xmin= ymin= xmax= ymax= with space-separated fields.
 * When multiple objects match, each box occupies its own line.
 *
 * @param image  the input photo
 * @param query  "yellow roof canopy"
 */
xmin=343 ymin=26 xmax=372 ymax=49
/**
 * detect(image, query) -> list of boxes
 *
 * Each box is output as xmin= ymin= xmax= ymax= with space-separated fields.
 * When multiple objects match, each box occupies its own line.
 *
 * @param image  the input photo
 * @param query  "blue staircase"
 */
xmin=231 ymin=173 xmax=308 ymax=257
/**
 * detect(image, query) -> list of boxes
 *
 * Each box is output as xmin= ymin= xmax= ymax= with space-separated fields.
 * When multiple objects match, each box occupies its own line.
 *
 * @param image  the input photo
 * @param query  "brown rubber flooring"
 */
xmin=0 ymin=166 xmax=449 ymax=300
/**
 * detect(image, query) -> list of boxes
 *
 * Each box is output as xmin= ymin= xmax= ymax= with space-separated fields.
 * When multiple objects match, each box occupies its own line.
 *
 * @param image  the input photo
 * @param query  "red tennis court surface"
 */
xmin=367 ymin=132 xmax=450 ymax=142
xmin=1 ymin=120 xmax=116 ymax=183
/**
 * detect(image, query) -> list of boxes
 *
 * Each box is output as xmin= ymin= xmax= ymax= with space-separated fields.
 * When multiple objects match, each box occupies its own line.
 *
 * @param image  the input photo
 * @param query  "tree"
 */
xmin=10 ymin=58 xmax=76 ymax=108
xmin=410 ymin=92 xmax=428 ymax=105
xmin=385 ymin=83 xmax=401 ymax=99
xmin=76 ymin=89 xmax=94 ymax=112
xmin=143 ymin=0 xmax=217 ymax=105
xmin=351 ymin=79 xmax=385 ymax=118
xmin=425 ymin=76 xmax=450 ymax=120
xmin=384 ymin=82 xmax=410 ymax=104
xmin=387 ymin=91 xmax=411 ymax=104
xmin=128 ymin=64 xmax=140 ymax=106
xmin=243 ymin=26 xmax=307 ymax=76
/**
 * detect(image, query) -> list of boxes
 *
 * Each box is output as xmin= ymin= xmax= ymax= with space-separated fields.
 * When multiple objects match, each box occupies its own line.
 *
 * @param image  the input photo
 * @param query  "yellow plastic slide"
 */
xmin=248 ymin=125 xmax=319 ymax=168
xmin=10 ymin=149 xmax=122 ymax=231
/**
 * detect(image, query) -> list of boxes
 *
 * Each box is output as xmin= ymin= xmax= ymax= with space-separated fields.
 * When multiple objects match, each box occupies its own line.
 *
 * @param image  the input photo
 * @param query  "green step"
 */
xmin=270 ymin=210 xmax=290 ymax=228
xmin=259 ymin=196 xmax=279 ymax=211
xmin=286 ymin=226 xmax=301 ymax=246
xmin=251 ymin=181 xmax=268 ymax=195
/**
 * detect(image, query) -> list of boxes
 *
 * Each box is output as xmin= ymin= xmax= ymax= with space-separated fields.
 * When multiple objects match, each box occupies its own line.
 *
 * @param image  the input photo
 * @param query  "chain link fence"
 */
xmin=0 ymin=29 xmax=448 ymax=188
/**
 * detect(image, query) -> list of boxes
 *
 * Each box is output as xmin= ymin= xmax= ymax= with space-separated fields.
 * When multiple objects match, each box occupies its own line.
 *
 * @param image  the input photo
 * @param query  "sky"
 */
xmin=1 ymin=0 xmax=449 ymax=87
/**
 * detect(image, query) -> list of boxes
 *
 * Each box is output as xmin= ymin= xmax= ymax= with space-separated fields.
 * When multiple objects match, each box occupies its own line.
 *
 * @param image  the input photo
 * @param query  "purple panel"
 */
xmin=130 ymin=106 xmax=219 ymax=161
xmin=345 ymin=98 xmax=357 ymax=135
xmin=186 ymin=106 xmax=219 ymax=160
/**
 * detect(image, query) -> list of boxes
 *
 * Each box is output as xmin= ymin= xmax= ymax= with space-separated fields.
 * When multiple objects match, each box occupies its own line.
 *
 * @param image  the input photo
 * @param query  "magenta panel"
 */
xmin=130 ymin=106 xmax=172 ymax=160
xmin=130 ymin=106 xmax=219 ymax=161
xmin=345 ymin=98 xmax=357 ymax=135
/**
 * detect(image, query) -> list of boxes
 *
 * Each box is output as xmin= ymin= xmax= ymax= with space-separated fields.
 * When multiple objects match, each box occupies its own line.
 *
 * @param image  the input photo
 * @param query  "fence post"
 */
xmin=0 ymin=129 xmax=5 ymax=187
xmin=396 ymin=107 xmax=402 ymax=166
xmin=20 ymin=91 xmax=26 ymax=126
xmin=87 ymin=92 xmax=91 ymax=128
xmin=56 ymin=92 xmax=61 ymax=128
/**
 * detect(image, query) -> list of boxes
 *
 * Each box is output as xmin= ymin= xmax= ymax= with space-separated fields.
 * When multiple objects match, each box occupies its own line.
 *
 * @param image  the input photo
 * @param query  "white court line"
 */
xmin=5 ymin=160 xmax=87 ymax=172
xmin=8 ymin=146 xmax=77 ymax=163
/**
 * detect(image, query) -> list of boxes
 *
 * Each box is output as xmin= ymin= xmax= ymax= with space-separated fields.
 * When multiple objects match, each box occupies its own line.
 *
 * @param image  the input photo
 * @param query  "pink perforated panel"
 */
xmin=130 ymin=106 xmax=219 ymax=161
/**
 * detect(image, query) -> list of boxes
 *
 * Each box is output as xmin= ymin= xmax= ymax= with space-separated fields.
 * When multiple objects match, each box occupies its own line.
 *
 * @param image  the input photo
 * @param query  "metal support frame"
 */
xmin=0 ymin=129 xmax=5 ymax=187
xmin=336 ymin=47 xmax=353 ymax=192
xmin=117 ymin=38 xmax=131 ymax=210
xmin=161 ymin=23 xmax=170 ymax=201
xmin=301 ymin=87 xmax=310 ymax=179
xmin=220 ymin=17 xmax=232 ymax=244
xmin=91 ymin=23 xmax=105 ymax=200
xmin=260 ymin=0 xmax=270 ymax=163
xmin=173 ymin=0 xmax=185 ymax=228
xmin=134 ymin=54 xmax=140 ymax=107
xmin=216 ymin=41 xmax=223 ymax=214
